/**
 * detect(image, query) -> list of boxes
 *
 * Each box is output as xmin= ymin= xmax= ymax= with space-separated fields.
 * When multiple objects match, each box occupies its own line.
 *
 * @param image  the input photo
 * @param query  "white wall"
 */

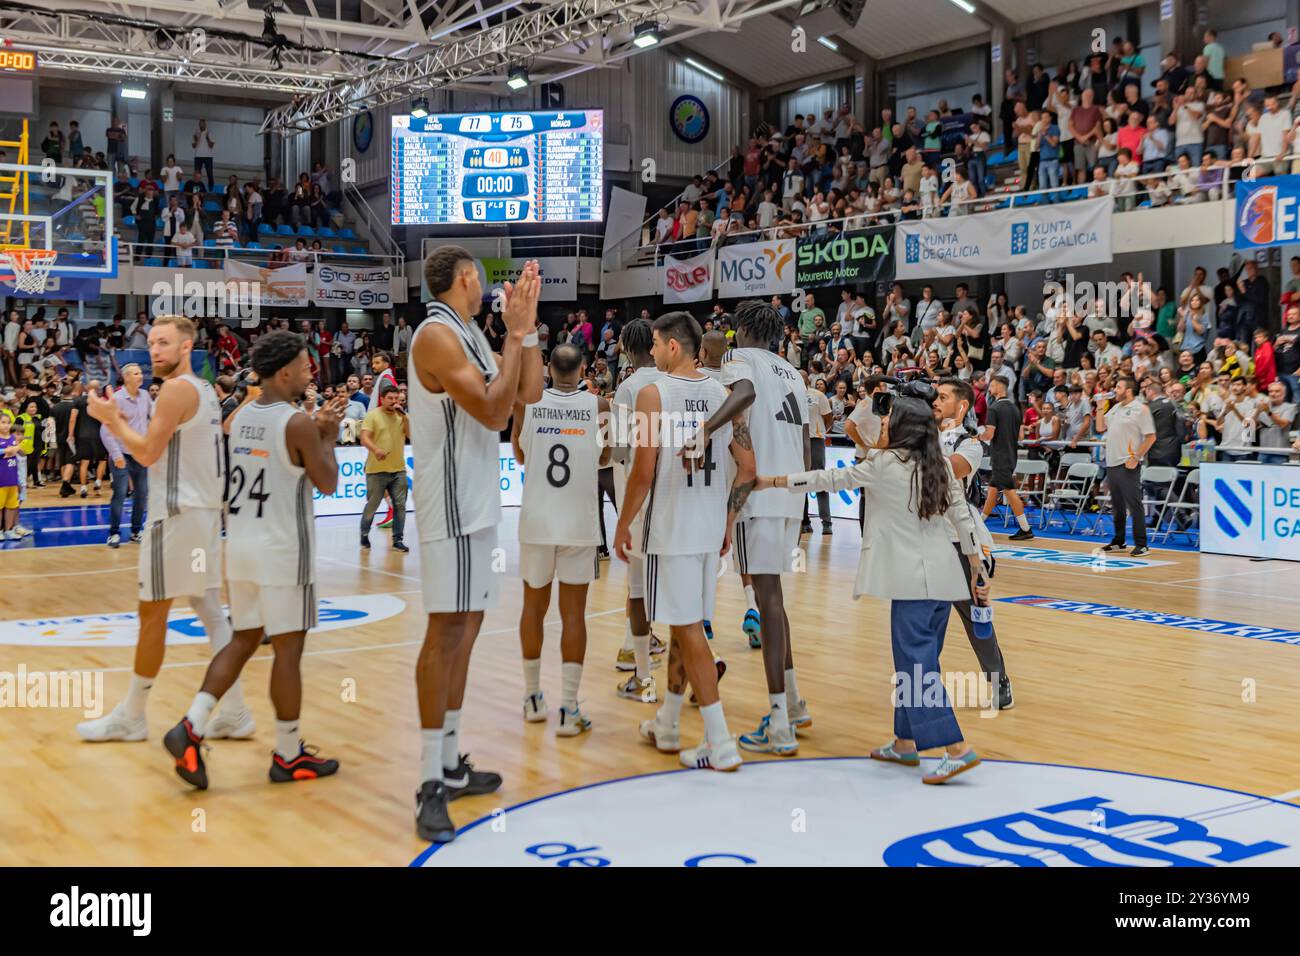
xmin=894 ymin=46 xmax=988 ymax=119
xmin=1206 ymin=0 xmax=1287 ymax=56
xmin=773 ymin=80 xmax=853 ymax=129
xmin=29 ymin=86 xmax=151 ymax=167
xmin=172 ymin=99 xmax=266 ymax=172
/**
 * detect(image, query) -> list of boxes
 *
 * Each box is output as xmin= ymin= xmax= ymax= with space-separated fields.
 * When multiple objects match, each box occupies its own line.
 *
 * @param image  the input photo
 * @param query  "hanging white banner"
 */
xmin=313 ymin=263 xmax=395 ymax=308
xmin=895 ymin=198 xmax=1113 ymax=279
xmin=662 ymin=248 xmax=715 ymax=304
xmin=222 ymin=259 xmax=312 ymax=308
xmin=716 ymin=239 xmax=796 ymax=298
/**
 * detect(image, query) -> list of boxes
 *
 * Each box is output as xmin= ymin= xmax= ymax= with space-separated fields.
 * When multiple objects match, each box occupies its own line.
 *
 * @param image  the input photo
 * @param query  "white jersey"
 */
xmin=410 ymin=300 xmax=501 ymax=543
xmin=146 ymin=373 xmax=223 ymax=521
xmin=226 ymin=400 xmax=315 ymax=585
xmin=722 ymin=347 xmax=805 ymax=519
xmin=643 ymin=374 xmax=732 ymax=556
xmin=941 ymin=424 xmax=995 ymax=552
xmin=612 ymin=365 xmax=663 ymax=549
xmin=518 ymin=388 xmax=601 ymax=546
xmin=699 ymin=366 xmax=723 ymax=381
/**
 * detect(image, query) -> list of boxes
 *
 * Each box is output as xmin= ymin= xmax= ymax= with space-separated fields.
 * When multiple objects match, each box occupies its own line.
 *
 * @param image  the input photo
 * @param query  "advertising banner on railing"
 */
xmin=223 ymin=259 xmax=312 ymax=308
xmin=716 ymin=239 xmax=796 ymax=297
xmin=662 ymin=248 xmax=714 ymax=304
xmin=895 ymin=198 xmax=1112 ymax=279
xmin=313 ymin=263 xmax=395 ymax=308
xmin=795 ymin=227 xmax=894 ymax=288
xmin=1200 ymin=462 xmax=1300 ymax=561
xmin=1234 ymin=175 xmax=1300 ymax=249
xmin=481 ymin=256 xmax=577 ymax=302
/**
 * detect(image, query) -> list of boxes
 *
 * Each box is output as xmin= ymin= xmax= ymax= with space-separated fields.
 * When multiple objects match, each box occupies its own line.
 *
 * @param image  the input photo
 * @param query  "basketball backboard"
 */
xmin=0 ymin=163 xmax=117 ymax=288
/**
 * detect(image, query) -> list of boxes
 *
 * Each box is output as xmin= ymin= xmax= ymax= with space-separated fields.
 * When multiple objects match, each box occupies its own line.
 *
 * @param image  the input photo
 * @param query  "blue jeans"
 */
xmin=1258 ymin=453 xmax=1289 ymax=465
xmin=109 ymin=455 xmax=148 ymax=536
xmin=1039 ymin=159 xmax=1061 ymax=199
xmin=967 ymin=155 xmax=987 ymax=196
xmin=890 ymin=599 xmax=962 ymax=751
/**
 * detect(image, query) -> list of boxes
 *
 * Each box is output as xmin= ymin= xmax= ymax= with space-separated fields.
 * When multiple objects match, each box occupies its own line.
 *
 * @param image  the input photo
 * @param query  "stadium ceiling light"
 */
xmin=683 ymin=57 xmax=724 ymax=81
xmin=507 ymin=64 xmax=529 ymax=90
xmin=411 ymin=96 xmax=429 ymax=118
xmin=816 ymin=36 xmax=839 ymax=51
xmin=948 ymin=0 xmax=977 ymax=13
xmin=632 ymin=21 xmax=660 ymax=48
xmin=798 ymin=82 xmax=823 ymax=92
xmin=120 ymin=86 xmax=147 ymax=99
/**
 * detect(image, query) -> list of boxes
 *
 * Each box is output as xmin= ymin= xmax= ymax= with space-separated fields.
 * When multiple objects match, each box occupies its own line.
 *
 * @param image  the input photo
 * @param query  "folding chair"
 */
xmin=1045 ymin=452 xmax=1092 ymax=499
xmin=1003 ymin=458 xmax=1051 ymax=526
xmin=1140 ymin=465 xmax=1181 ymax=539
xmin=1041 ymin=461 xmax=1100 ymax=531
xmin=1156 ymin=469 xmax=1200 ymax=545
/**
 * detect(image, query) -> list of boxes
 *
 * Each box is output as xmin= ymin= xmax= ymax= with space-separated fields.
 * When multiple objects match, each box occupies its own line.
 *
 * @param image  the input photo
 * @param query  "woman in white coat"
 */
xmin=754 ymin=395 xmax=989 ymax=784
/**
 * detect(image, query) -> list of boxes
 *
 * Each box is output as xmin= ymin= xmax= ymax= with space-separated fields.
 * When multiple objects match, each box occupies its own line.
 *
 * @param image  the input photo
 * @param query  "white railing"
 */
xmin=124 ymin=240 xmax=403 ymax=271
xmin=419 ymin=233 xmax=604 ymax=261
xmin=620 ymin=155 xmax=1295 ymax=271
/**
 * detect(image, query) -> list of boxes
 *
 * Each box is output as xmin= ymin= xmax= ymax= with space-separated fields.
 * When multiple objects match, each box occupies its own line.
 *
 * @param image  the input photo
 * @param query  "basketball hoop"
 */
xmin=2 ymin=248 xmax=58 ymax=295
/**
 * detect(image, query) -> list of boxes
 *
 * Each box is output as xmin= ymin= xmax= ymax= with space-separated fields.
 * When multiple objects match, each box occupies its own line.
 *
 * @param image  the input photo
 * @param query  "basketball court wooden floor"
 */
xmin=2 ymin=510 xmax=1298 ymax=866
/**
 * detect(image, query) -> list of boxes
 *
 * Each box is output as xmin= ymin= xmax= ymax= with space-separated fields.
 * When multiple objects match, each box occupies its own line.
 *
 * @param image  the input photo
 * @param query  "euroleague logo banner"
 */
xmin=716 ymin=240 xmax=795 ymax=297
xmin=1235 ymin=174 xmax=1300 ymax=249
xmin=312 ymin=263 xmax=395 ymax=307
xmin=662 ymin=249 xmax=714 ymax=304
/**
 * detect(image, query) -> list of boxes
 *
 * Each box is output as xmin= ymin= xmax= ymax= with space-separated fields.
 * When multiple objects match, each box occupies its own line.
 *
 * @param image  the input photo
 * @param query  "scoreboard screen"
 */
xmin=391 ymin=109 xmax=603 ymax=225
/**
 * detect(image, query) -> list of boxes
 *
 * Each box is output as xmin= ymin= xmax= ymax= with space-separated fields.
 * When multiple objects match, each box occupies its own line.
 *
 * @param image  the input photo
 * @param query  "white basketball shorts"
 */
xmin=644 ymin=551 xmax=719 ymax=626
xmin=137 ymin=508 xmax=223 ymax=602
xmin=229 ymin=580 xmax=318 ymax=637
xmin=733 ymin=516 xmax=801 ymax=575
xmin=420 ymin=525 xmax=500 ymax=614
xmin=519 ymin=542 xmax=599 ymax=588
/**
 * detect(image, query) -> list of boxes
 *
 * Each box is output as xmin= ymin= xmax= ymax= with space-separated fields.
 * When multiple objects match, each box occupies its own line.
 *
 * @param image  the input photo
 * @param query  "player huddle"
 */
xmin=70 ymin=245 xmax=817 ymax=847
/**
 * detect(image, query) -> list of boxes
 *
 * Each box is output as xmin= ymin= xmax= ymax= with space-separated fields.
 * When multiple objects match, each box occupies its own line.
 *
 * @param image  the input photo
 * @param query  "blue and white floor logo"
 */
xmin=1212 ymin=477 xmax=1255 ymax=539
xmin=411 ymin=759 xmax=1300 ymax=867
xmin=0 ymin=593 xmax=405 ymax=646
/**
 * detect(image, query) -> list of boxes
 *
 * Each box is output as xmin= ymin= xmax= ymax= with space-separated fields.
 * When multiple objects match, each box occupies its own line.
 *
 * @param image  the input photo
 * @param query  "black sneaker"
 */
xmin=268 ymin=742 xmax=340 ymax=783
xmin=392 ymin=540 xmax=409 ymax=553
xmin=1130 ymin=545 xmax=1152 ymax=557
xmin=800 ymin=522 xmax=813 ymax=534
xmin=416 ymin=780 xmax=456 ymax=843
xmin=59 ymin=482 xmax=74 ymax=498
xmin=597 ymin=545 xmax=610 ymax=559
xmin=1008 ymin=528 xmax=1034 ymax=541
xmin=998 ymin=675 xmax=1015 ymax=711
xmin=162 ymin=718 xmax=208 ymax=790
xmin=442 ymin=753 xmax=502 ymax=801
xmin=1100 ymin=542 xmax=1127 ymax=552
xmin=129 ymin=531 xmax=143 ymax=544
xmin=360 ymin=534 xmax=371 ymax=550
xmin=822 ymin=523 xmax=833 ymax=535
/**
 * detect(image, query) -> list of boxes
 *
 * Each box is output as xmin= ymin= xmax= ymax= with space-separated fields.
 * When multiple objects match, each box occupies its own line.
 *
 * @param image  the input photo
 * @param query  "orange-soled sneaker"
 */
xmin=268 ymin=742 xmax=340 ymax=783
xmin=163 ymin=718 xmax=208 ymax=790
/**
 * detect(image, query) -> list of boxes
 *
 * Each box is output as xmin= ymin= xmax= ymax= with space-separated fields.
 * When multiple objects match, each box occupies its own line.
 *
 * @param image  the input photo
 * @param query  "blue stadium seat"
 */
xmin=350 ymin=245 xmax=366 ymax=255
xmin=318 ymin=226 xmax=336 ymax=238
xmin=167 ymin=258 xmax=178 ymax=268
xmin=191 ymin=259 xmax=208 ymax=269
xmin=155 ymin=218 xmax=165 ymax=229
xmin=246 ymin=241 xmax=263 ymax=250
xmin=337 ymin=227 xmax=356 ymax=239
xmin=204 ymin=239 xmax=216 ymax=247
xmin=276 ymin=224 xmax=294 ymax=237
xmin=128 ymin=177 xmax=141 ymax=188
xmin=123 ymin=215 xmax=136 ymax=227
xmin=202 ymin=200 xmax=221 ymax=214
xmin=297 ymin=225 xmax=315 ymax=237
xmin=143 ymin=257 xmax=164 ymax=267
xmin=331 ymin=244 xmax=346 ymax=253
xmin=258 ymin=222 xmax=274 ymax=235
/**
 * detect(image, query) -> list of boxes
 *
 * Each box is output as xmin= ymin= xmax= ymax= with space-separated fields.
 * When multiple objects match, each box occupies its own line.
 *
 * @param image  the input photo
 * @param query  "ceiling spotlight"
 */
xmin=411 ymin=96 xmax=429 ymax=118
xmin=507 ymin=65 xmax=529 ymax=90
xmin=817 ymin=35 xmax=839 ymax=51
xmin=632 ymin=22 xmax=660 ymax=48
xmin=120 ymin=86 xmax=148 ymax=100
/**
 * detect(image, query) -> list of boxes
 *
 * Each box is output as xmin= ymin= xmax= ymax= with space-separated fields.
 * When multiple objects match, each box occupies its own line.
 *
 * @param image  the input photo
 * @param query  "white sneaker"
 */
xmin=3 ymin=530 xmax=19 ymax=541
xmin=555 ymin=705 xmax=592 ymax=737
xmin=77 ymin=704 xmax=147 ymax=742
xmin=14 ymin=524 xmax=32 ymax=537
xmin=616 ymin=673 xmax=657 ymax=703
xmin=788 ymin=696 xmax=813 ymax=733
xmin=205 ymin=706 xmax=256 ymax=740
xmin=680 ymin=737 xmax=743 ymax=772
xmin=638 ymin=716 xmax=681 ymax=753
xmin=523 ymin=691 xmax=548 ymax=723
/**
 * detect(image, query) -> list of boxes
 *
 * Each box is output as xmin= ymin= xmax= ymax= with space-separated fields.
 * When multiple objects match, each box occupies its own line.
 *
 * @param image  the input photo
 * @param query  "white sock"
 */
xmin=561 ymin=662 xmax=582 ymax=710
xmin=522 ymin=657 xmax=542 ymax=696
xmin=185 ymin=691 xmax=218 ymax=737
xmin=442 ymin=709 xmax=461 ymax=770
xmin=785 ymin=668 xmax=801 ymax=706
xmin=274 ymin=719 xmax=299 ymax=760
xmin=700 ymin=701 xmax=730 ymax=746
xmin=768 ymin=693 xmax=790 ymax=734
xmin=121 ymin=673 xmax=153 ymax=719
xmin=622 ymin=620 xmax=634 ymax=652
xmin=421 ymin=728 xmax=444 ymax=783
xmin=191 ymin=589 xmax=245 ymax=711
xmin=1016 ymin=513 xmax=1030 ymax=531
xmin=659 ymin=691 xmax=684 ymax=726
xmin=632 ymin=631 xmax=651 ymax=680
xmin=744 ymin=584 xmax=757 ymax=609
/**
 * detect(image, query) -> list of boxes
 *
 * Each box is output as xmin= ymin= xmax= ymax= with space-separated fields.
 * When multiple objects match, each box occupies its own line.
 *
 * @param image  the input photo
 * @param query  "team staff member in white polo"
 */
xmin=1094 ymin=374 xmax=1156 ymax=557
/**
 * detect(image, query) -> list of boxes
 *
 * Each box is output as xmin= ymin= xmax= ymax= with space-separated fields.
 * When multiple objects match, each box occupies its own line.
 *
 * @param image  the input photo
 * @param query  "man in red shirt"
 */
xmin=1116 ymin=111 xmax=1147 ymax=161
xmin=1253 ymin=328 xmax=1277 ymax=388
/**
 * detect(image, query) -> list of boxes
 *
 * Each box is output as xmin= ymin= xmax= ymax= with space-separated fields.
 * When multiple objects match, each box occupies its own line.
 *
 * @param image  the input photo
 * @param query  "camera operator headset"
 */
xmin=933 ymin=377 xmax=1014 ymax=711
xmin=754 ymin=390 xmax=989 ymax=784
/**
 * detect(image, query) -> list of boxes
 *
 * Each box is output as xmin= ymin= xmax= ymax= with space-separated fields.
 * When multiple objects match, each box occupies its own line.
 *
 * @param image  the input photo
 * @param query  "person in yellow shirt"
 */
xmin=359 ymin=381 xmax=410 ymax=553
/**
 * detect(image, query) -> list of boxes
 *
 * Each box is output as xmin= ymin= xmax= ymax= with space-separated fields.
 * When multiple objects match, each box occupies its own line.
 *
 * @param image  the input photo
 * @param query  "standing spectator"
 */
xmin=358 ymin=382 xmax=409 ymax=552
xmin=160 ymin=153 xmax=184 ymax=204
xmin=393 ymin=315 xmax=413 ymax=357
xmin=212 ymin=210 xmax=239 ymax=251
xmin=100 ymin=363 xmax=151 ymax=548
xmin=1257 ymin=380 xmax=1297 ymax=463
xmin=1203 ymin=29 xmax=1226 ymax=91
xmin=126 ymin=312 xmax=151 ymax=351
xmin=67 ymin=121 xmax=83 ymax=164
xmin=243 ymin=181 xmax=263 ymax=243
xmin=130 ymin=182 xmax=160 ymax=260
xmin=161 ymin=194 xmax=186 ymax=252
xmin=980 ymin=374 xmax=1034 ymax=540
xmin=1096 ymin=375 xmax=1156 ymax=555
xmin=41 ymin=121 xmax=65 ymax=164
xmin=173 ymin=223 xmax=197 ymax=266
xmin=105 ymin=115 xmax=127 ymax=176
xmin=0 ymin=410 xmax=21 ymax=540
xmin=192 ymin=119 xmax=215 ymax=189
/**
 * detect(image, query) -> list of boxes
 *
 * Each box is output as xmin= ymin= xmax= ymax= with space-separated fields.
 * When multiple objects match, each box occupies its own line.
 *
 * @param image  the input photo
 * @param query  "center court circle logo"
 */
xmin=411 ymin=758 xmax=1300 ymax=867
xmin=0 ymin=594 xmax=405 ymax=646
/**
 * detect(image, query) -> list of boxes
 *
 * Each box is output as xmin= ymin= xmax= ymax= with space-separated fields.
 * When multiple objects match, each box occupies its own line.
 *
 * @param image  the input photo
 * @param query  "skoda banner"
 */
xmin=795 ymin=227 xmax=893 ymax=288
xmin=313 ymin=263 xmax=395 ymax=308
xmin=1200 ymin=462 xmax=1300 ymax=561
xmin=716 ymin=240 xmax=796 ymax=297
xmin=895 ymin=198 xmax=1112 ymax=279
xmin=1235 ymin=174 xmax=1300 ymax=249
xmin=662 ymin=248 xmax=715 ymax=303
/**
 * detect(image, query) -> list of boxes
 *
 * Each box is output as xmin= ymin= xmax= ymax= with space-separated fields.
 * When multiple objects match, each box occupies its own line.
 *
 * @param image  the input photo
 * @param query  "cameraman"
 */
xmin=934 ymin=378 xmax=1013 ymax=710
xmin=755 ymin=392 xmax=989 ymax=785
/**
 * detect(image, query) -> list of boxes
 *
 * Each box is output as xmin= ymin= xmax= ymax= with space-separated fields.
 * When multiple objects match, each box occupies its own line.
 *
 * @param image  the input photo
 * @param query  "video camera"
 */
xmin=871 ymin=376 xmax=938 ymax=417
